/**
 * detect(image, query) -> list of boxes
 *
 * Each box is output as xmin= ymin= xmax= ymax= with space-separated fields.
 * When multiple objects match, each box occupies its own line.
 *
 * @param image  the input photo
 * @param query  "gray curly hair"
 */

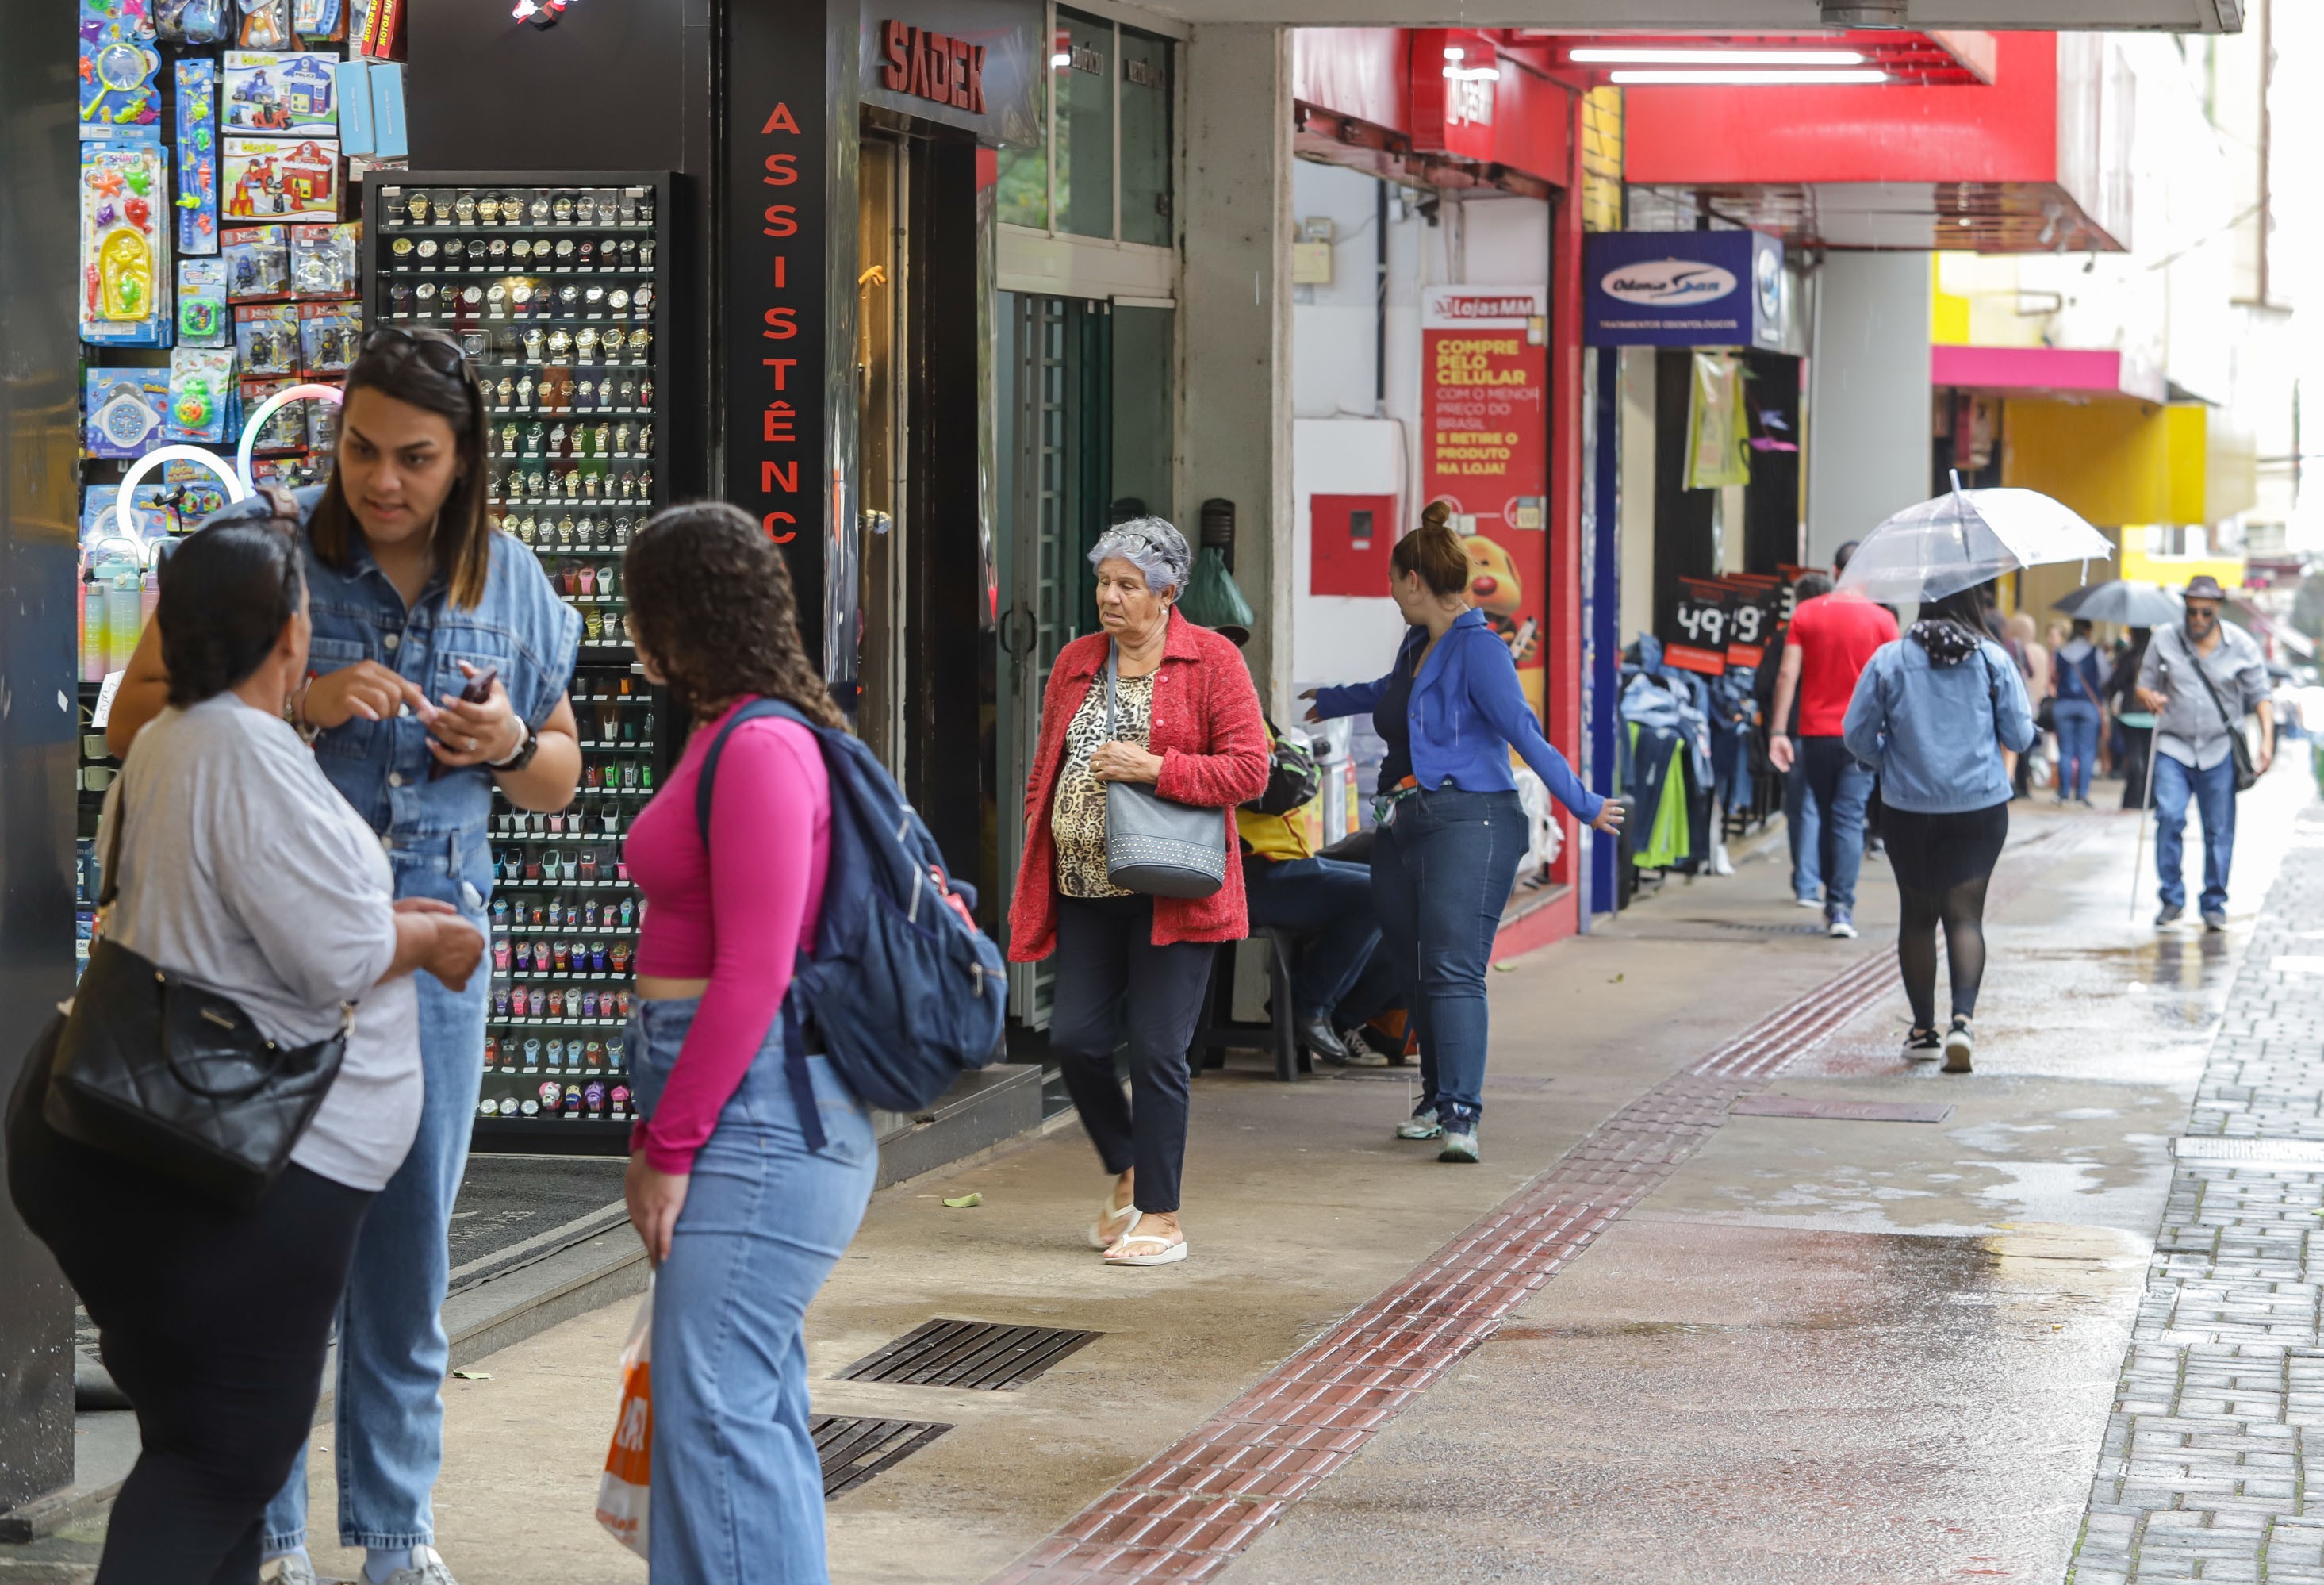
xmin=1087 ymin=515 xmax=1191 ymax=600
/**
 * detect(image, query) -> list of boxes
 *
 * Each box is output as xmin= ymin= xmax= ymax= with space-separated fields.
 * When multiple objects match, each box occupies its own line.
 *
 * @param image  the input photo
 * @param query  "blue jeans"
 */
xmin=1784 ymin=761 xmax=1817 ymax=902
xmin=629 ymin=996 xmax=878 ymax=1585
xmin=2153 ymin=752 xmax=2238 ymax=915
xmin=1797 ymin=736 xmax=1873 ymax=914
xmin=1371 ymin=787 xmax=1528 ymax=1130
xmin=266 ymin=842 xmax=490 ymax=1554
xmin=2053 ymin=700 xmax=2100 ymax=800
xmin=1241 ymin=856 xmax=1384 ymax=1023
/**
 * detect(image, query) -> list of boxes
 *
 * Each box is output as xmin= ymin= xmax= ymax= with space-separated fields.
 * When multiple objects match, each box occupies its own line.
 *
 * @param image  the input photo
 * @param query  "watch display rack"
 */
xmin=364 ymin=171 xmax=673 ymax=1146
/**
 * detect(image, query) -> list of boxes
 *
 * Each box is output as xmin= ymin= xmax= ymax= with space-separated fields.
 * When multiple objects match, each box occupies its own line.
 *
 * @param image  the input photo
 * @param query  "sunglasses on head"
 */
xmin=361 ymin=325 xmax=472 ymax=380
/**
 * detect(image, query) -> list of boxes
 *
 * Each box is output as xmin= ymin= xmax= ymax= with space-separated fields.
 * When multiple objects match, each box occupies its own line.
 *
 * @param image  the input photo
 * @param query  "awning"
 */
xmin=1934 ymin=344 xmax=2165 ymax=405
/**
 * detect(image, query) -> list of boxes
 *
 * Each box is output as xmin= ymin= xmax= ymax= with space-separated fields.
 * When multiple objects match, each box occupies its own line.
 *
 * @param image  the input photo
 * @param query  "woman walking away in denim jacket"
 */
xmin=1306 ymin=503 xmax=1624 ymax=1165
xmin=107 ymin=328 xmax=581 ymax=1585
xmin=1842 ymin=583 xmax=2034 ymax=1076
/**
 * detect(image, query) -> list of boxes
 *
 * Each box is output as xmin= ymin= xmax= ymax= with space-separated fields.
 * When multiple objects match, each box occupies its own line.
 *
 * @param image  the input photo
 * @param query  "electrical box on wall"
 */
xmin=1310 ymin=493 xmax=1395 ymax=597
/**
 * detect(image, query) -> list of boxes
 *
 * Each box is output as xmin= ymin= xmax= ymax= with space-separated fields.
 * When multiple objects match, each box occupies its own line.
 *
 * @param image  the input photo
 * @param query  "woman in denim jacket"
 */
xmin=1842 ymin=583 xmax=2034 ymax=1077
xmin=1307 ymin=505 xmax=1624 ymax=1164
xmin=109 ymin=328 xmax=581 ymax=1585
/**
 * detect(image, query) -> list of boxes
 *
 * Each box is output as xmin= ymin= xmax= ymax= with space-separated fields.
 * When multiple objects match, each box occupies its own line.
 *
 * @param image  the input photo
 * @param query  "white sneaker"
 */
xmin=264 ymin=1558 xmax=319 ymax=1585
xmin=377 ymin=1548 xmax=460 ymax=1585
xmin=1710 ymin=842 xmax=1735 ymax=877
xmin=1341 ymin=1026 xmax=1394 ymax=1066
xmin=1794 ymin=894 xmax=1824 ymax=909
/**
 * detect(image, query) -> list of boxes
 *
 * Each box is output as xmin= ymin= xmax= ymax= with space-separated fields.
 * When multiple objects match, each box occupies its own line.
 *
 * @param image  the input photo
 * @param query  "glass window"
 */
xmin=1118 ymin=29 xmax=1172 ymax=248
xmin=995 ymin=144 xmax=1047 ymax=230
xmin=1110 ymin=305 xmax=1174 ymax=520
xmin=1055 ymin=8 xmax=1114 ymax=240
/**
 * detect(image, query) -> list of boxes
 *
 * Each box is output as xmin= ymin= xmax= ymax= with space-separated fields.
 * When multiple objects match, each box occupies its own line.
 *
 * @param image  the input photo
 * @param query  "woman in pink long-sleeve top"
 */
xmin=616 ymin=502 xmax=872 ymax=1585
xmin=1007 ymin=516 xmax=1270 ymax=1269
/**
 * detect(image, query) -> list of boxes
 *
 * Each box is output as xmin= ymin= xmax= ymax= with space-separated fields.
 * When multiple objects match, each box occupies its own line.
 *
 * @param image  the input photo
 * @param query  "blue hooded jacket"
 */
xmin=1315 ymin=609 xmax=1603 ymax=821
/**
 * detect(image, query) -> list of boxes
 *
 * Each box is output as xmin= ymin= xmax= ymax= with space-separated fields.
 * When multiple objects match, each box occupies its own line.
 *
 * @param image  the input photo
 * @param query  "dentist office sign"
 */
xmin=1582 ymin=229 xmax=1785 ymax=350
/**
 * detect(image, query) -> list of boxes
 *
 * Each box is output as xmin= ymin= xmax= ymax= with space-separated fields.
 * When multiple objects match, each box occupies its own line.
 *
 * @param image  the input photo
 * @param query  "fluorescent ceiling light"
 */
xmin=1571 ymin=48 xmax=1866 ymax=66
xmin=1052 ymin=51 xmax=1071 ymax=66
xmin=1608 ymin=68 xmax=1889 ymax=84
xmin=1443 ymin=66 xmax=1502 ymax=81
xmin=1444 ymin=45 xmax=1465 ymax=59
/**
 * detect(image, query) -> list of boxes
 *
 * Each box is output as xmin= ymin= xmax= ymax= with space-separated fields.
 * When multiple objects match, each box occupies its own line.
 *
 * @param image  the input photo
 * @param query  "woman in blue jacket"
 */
xmin=1307 ymin=504 xmax=1622 ymax=1163
xmin=1842 ymin=584 xmax=2034 ymax=1076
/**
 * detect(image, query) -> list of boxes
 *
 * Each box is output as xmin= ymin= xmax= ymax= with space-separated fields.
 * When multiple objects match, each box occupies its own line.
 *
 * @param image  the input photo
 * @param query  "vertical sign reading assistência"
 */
xmin=1421 ymin=284 xmax=1550 ymax=712
xmin=727 ymin=0 xmax=851 ymax=674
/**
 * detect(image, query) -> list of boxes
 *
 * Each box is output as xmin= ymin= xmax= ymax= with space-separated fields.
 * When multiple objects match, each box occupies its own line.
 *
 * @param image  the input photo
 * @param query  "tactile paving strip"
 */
xmin=991 ymin=816 xmax=2105 ymax=1583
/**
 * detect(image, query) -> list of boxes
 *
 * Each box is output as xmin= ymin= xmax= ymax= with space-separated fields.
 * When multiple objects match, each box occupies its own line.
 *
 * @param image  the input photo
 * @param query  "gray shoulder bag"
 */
xmin=1101 ymin=644 xmax=1229 ymax=899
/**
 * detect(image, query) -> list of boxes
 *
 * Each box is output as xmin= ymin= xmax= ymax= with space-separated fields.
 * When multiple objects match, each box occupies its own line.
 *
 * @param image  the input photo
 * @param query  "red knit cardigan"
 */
xmin=1007 ymin=612 xmax=1270 ymax=960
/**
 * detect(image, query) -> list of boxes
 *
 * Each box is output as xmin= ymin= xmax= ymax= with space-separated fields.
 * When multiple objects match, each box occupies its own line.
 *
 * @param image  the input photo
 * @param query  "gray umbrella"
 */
xmin=2052 ymin=579 xmax=2183 ymax=627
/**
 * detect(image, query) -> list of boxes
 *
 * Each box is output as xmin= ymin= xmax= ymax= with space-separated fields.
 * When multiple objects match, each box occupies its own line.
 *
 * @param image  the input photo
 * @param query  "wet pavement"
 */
xmin=18 ymin=773 xmax=2309 ymax=1584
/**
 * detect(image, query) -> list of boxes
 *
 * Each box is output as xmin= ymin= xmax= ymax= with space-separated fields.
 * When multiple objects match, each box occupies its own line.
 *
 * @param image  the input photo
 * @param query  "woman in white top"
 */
xmin=6 ymin=516 xmax=482 ymax=1585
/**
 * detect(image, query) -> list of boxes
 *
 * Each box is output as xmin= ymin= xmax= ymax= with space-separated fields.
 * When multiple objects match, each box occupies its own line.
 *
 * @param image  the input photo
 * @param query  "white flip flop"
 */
xmin=1104 ymin=1233 xmax=1187 ymax=1267
xmin=1088 ymin=1199 xmax=1141 ymax=1250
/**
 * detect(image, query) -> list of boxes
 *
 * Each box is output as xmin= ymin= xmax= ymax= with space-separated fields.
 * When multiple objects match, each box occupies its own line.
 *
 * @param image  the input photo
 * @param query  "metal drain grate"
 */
xmin=811 ymin=1414 xmax=951 ymax=1498
xmin=838 ymin=1318 xmax=1101 ymax=1391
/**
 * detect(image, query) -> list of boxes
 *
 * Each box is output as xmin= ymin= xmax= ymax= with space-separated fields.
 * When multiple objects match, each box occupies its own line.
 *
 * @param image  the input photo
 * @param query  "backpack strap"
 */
xmin=690 ymin=696 xmax=829 ymax=1154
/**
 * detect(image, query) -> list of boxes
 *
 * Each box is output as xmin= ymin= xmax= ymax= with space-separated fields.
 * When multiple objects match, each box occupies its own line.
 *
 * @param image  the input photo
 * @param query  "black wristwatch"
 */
xmin=486 ymin=718 xmax=540 ymax=773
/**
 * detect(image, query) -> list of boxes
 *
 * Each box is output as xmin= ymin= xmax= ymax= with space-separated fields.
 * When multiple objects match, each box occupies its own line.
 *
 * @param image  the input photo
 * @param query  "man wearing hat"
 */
xmin=2136 ymin=574 xmax=2275 ymax=930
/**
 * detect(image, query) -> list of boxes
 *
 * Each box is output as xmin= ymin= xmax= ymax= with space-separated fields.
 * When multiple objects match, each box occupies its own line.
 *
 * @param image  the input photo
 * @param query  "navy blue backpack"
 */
xmin=695 ymin=699 xmax=1007 ymax=1152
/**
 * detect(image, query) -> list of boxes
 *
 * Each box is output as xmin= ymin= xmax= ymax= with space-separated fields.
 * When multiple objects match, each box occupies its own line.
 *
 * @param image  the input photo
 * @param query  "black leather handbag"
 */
xmin=39 ymin=789 xmax=351 ymax=1209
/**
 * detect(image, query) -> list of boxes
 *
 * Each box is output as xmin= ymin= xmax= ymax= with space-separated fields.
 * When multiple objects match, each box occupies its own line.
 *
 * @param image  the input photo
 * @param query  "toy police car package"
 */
xmin=289 ymin=221 xmax=359 ymax=297
xmin=84 ymin=369 xmax=171 ymax=461
xmin=299 ymin=301 xmax=362 ymax=378
xmin=222 ymin=223 xmax=289 ymax=300
xmin=235 ymin=301 xmax=301 ymax=376
xmin=222 ymin=51 xmax=339 ymax=137
xmin=178 ymin=257 xmax=229 ymax=347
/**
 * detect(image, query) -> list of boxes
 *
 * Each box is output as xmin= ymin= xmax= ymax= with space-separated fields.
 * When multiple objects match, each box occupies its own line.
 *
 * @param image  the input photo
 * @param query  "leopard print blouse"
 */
xmin=1051 ymin=671 xmax=1154 ymax=900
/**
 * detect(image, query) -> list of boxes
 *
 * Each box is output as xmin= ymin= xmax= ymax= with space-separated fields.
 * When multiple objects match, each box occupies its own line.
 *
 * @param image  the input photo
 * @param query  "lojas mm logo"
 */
xmin=1600 ymin=259 xmax=1738 ymax=307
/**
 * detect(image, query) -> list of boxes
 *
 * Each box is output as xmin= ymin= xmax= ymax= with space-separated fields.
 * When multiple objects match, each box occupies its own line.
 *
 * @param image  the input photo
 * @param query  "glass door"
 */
xmin=855 ymin=136 xmax=907 ymax=774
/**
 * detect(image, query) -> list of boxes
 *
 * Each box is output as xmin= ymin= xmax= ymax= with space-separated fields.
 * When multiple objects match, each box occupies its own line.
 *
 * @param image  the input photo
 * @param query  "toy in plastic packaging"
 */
xmin=306 ymin=391 xmax=342 ymax=452
xmin=82 ymin=485 xmax=179 ymax=556
xmin=223 ymin=135 xmax=339 ymax=221
xmin=239 ymin=377 xmax=306 ymax=455
xmin=165 ymin=347 xmax=236 ymax=444
xmin=173 ymin=59 xmax=219 ymax=255
xmin=79 ymin=0 xmax=163 ymax=132
xmin=156 ymin=0 xmax=231 ymax=44
xmin=80 ymin=136 xmax=173 ymax=346
xmin=236 ymin=0 xmax=293 ymax=48
xmin=289 ymin=221 xmax=359 ymax=297
xmin=223 ymin=51 xmax=338 ymax=137
xmin=222 ymin=223 xmax=288 ymax=299
xmin=299 ymin=301 xmax=362 ymax=377
xmin=159 ymin=459 xmax=235 ymax=526
xmin=294 ymin=0 xmax=345 ymax=40
xmin=178 ymin=257 xmax=229 ymax=345
xmin=85 ymin=369 xmax=171 ymax=460
xmin=235 ymin=301 xmax=301 ymax=375
xmin=250 ymin=453 xmax=328 ymax=489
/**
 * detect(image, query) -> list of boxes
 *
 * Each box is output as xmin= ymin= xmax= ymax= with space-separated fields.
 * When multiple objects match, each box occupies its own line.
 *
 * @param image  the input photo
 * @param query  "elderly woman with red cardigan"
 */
xmin=1008 ymin=516 xmax=1268 ymax=1268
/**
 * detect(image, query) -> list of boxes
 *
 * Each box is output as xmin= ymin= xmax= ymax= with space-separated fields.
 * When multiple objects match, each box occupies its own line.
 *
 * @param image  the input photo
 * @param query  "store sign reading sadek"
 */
xmin=858 ymin=0 xmax=1043 ymax=148
xmin=1582 ymin=230 xmax=1785 ymax=350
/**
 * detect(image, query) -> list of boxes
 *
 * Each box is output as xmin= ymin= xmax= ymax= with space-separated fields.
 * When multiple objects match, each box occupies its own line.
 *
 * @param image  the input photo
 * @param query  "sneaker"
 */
xmin=1395 ymin=1108 xmax=1443 ymax=1141
xmin=1342 ymin=1027 xmax=1394 ymax=1067
xmin=2203 ymin=910 xmax=2229 ymax=933
xmin=263 ymin=1557 xmax=318 ymax=1585
xmin=376 ymin=1548 xmax=460 ymax=1585
xmin=2155 ymin=903 xmax=2184 ymax=928
xmin=1709 ymin=842 xmax=1735 ymax=877
xmin=1437 ymin=1129 xmax=1480 ymax=1164
xmin=1795 ymin=892 xmax=1824 ymax=909
xmin=1902 ymin=1027 xmax=1942 ymax=1061
xmin=1827 ymin=909 xmax=1858 ymax=940
xmin=1943 ymin=1019 xmax=1973 ymax=1075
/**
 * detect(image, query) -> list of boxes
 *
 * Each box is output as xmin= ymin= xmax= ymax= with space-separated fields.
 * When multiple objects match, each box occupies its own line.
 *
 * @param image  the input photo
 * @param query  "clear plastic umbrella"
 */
xmin=1837 ymin=478 xmax=2114 ymax=604
xmin=2051 ymin=579 xmax=2183 ymax=628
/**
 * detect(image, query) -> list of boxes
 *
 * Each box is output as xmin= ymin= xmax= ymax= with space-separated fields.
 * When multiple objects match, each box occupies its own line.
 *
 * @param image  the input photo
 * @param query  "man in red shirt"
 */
xmin=1768 ymin=541 xmax=1898 ymax=939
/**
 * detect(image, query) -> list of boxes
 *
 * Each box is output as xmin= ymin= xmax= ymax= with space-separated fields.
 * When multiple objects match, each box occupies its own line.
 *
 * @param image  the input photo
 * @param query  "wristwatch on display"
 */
xmin=488 ymin=716 xmax=541 ymax=773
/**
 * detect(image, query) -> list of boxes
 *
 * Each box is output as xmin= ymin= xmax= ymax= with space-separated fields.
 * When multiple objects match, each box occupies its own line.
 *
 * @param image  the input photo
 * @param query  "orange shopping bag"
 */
xmin=594 ymin=1285 xmax=653 ymax=1556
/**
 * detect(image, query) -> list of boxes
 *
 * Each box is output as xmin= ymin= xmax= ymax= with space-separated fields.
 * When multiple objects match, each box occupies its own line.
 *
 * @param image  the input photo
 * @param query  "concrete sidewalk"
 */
xmin=29 ymin=773 xmax=2303 ymax=1584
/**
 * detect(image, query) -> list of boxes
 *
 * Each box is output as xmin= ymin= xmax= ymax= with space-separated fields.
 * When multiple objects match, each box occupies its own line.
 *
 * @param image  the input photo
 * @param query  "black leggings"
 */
xmin=1880 ymin=800 xmax=2010 ymax=1030
xmin=7 ymin=1067 xmax=371 ymax=1585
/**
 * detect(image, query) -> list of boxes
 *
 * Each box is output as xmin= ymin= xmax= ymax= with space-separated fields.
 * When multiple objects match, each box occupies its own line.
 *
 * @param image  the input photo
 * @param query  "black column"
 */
xmin=0 ymin=0 xmax=90 ymax=1512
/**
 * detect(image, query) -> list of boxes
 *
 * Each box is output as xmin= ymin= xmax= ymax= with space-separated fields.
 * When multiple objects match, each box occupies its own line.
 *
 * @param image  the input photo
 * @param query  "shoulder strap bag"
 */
xmin=36 ymin=781 xmax=352 ymax=1208
xmin=1100 ymin=644 xmax=1229 ymax=900
xmin=2188 ymin=643 xmax=2261 ymax=794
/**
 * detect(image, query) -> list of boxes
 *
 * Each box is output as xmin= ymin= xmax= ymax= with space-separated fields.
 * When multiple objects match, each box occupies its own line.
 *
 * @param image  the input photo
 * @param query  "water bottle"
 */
xmin=81 ymin=570 xmax=107 ymax=685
